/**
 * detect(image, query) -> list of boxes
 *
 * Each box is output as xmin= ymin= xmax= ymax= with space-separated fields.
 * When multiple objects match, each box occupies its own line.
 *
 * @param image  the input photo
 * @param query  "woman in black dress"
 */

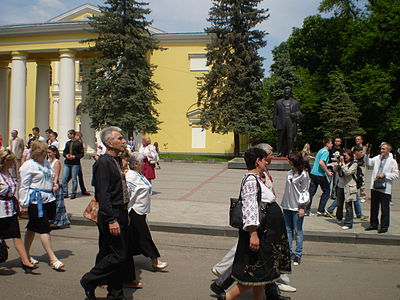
xmin=226 ymin=148 xmax=291 ymax=300
xmin=0 ymin=150 xmax=38 ymax=272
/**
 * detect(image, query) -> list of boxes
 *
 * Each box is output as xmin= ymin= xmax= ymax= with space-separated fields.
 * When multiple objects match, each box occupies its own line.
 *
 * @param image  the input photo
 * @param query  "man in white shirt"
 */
xmin=9 ymin=130 xmax=24 ymax=180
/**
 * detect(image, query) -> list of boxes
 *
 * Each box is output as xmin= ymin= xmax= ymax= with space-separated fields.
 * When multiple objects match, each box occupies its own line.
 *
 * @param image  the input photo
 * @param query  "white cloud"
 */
xmin=38 ymin=0 xmax=65 ymax=9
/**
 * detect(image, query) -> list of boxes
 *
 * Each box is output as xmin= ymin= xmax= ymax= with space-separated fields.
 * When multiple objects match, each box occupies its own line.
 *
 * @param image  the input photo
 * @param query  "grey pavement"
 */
xmin=64 ymin=159 xmax=400 ymax=244
xmin=1 ymin=226 xmax=400 ymax=300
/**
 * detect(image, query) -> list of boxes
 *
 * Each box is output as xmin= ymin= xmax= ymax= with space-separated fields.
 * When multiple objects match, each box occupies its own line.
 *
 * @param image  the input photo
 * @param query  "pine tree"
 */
xmin=319 ymin=72 xmax=365 ymax=139
xmin=81 ymin=0 xmax=161 ymax=134
xmin=197 ymin=0 xmax=268 ymax=155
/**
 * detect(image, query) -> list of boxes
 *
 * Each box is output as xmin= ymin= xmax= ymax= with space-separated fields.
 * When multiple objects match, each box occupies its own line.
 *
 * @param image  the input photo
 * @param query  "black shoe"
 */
xmin=21 ymin=263 xmax=39 ymax=273
xmin=293 ymin=256 xmax=301 ymax=266
xmin=64 ymin=195 xmax=69 ymax=198
xmin=80 ymin=278 xmax=97 ymax=300
xmin=210 ymin=282 xmax=226 ymax=299
xmin=378 ymin=228 xmax=388 ymax=234
xmin=365 ymin=225 xmax=378 ymax=231
xmin=277 ymin=296 xmax=291 ymax=300
xmin=70 ymin=195 xmax=76 ymax=199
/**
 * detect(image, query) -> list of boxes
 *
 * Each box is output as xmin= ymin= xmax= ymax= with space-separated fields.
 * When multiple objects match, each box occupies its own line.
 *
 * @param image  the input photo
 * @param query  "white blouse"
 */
xmin=19 ymin=159 xmax=55 ymax=208
xmin=0 ymin=172 xmax=17 ymax=218
xmin=139 ymin=144 xmax=157 ymax=161
xmin=126 ymin=169 xmax=152 ymax=215
xmin=241 ymin=173 xmax=275 ymax=230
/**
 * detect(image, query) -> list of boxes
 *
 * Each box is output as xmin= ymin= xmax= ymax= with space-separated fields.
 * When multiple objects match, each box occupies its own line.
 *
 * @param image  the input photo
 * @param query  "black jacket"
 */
xmin=93 ymin=154 xmax=126 ymax=223
xmin=63 ymin=140 xmax=84 ymax=165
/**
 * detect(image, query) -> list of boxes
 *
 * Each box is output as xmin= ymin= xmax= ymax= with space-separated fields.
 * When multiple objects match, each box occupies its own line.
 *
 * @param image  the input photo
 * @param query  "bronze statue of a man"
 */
xmin=273 ymin=86 xmax=302 ymax=157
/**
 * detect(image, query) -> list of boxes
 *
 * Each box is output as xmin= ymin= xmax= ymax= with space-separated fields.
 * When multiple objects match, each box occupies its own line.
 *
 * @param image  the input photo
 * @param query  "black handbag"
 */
xmin=373 ymin=178 xmax=386 ymax=190
xmin=0 ymin=239 xmax=8 ymax=263
xmin=230 ymin=174 xmax=262 ymax=229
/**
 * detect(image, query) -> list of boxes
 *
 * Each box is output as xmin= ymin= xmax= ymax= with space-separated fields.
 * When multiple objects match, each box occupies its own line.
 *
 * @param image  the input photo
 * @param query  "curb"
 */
xmin=70 ymin=217 xmax=400 ymax=246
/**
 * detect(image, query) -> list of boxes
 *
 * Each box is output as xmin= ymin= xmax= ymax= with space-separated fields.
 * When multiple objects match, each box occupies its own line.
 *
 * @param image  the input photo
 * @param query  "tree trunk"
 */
xmin=234 ymin=131 xmax=240 ymax=156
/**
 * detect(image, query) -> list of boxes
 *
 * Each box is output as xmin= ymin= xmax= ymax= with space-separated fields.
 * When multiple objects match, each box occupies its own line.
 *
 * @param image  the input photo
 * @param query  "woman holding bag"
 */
xmin=226 ymin=147 xmax=291 ymax=300
xmin=333 ymin=150 xmax=358 ymax=230
xmin=0 ymin=150 xmax=38 ymax=272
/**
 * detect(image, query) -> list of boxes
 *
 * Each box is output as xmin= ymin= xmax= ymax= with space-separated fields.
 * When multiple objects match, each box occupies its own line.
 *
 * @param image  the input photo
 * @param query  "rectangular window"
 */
xmin=192 ymin=127 xmax=206 ymax=148
xmin=189 ymin=54 xmax=209 ymax=71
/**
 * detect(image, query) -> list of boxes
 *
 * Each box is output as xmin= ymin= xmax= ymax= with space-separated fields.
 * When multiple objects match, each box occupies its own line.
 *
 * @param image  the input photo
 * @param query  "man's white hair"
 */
xmin=100 ymin=126 xmax=122 ymax=147
xmin=255 ymin=143 xmax=273 ymax=155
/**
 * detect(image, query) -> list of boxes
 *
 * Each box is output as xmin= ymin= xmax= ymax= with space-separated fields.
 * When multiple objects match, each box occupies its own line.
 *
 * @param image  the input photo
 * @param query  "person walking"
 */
xmin=353 ymin=146 xmax=368 ymax=221
xmin=19 ymin=141 xmax=64 ymax=270
xmin=47 ymin=145 xmax=70 ymax=228
xmin=225 ymin=147 xmax=291 ymax=300
xmin=138 ymin=136 xmax=157 ymax=182
xmin=364 ymin=143 xmax=398 ymax=233
xmin=61 ymin=129 xmax=84 ymax=199
xmin=281 ymin=151 xmax=310 ymax=265
xmin=80 ymin=127 xmax=129 ymax=300
xmin=352 ymin=135 xmax=368 ymax=202
xmin=305 ymin=138 xmax=333 ymax=216
xmin=0 ymin=150 xmax=38 ymax=273
xmin=9 ymin=130 xmax=25 ymax=181
xmin=126 ymin=152 xmax=168 ymax=271
xmin=74 ymin=132 xmax=90 ymax=196
xmin=333 ymin=150 xmax=358 ymax=229
xmin=127 ymin=136 xmax=136 ymax=152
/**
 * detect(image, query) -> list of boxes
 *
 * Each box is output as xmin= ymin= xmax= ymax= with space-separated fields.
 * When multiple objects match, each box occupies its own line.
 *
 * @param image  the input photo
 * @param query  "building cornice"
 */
xmin=154 ymin=32 xmax=211 ymax=44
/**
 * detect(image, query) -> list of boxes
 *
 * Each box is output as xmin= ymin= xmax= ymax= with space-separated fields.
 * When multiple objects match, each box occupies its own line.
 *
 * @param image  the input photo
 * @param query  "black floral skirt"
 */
xmin=232 ymin=202 xmax=291 ymax=286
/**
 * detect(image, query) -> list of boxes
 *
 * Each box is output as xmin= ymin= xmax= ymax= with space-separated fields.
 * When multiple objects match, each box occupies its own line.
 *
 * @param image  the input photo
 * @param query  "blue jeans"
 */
xmin=306 ymin=174 xmax=330 ymax=214
xmin=62 ymin=164 xmax=80 ymax=197
xmin=283 ymin=209 xmax=304 ymax=258
xmin=327 ymin=199 xmax=337 ymax=213
xmin=354 ymin=192 xmax=364 ymax=218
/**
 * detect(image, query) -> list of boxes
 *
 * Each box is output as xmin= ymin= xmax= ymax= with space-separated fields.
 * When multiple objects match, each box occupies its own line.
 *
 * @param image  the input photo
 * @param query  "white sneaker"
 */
xmin=277 ymin=283 xmax=297 ymax=293
xmin=279 ymin=274 xmax=290 ymax=284
xmin=360 ymin=199 xmax=366 ymax=203
xmin=211 ymin=267 xmax=221 ymax=277
xmin=342 ymin=226 xmax=351 ymax=230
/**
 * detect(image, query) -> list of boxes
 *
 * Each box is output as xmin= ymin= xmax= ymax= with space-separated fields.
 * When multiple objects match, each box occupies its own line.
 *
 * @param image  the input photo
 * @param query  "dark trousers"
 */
xmin=82 ymin=208 xmax=128 ymax=299
xmin=306 ymin=174 xmax=330 ymax=213
xmin=277 ymin=126 xmax=295 ymax=157
xmin=78 ymin=164 xmax=87 ymax=194
xmin=336 ymin=187 xmax=354 ymax=227
xmin=370 ymin=189 xmax=391 ymax=230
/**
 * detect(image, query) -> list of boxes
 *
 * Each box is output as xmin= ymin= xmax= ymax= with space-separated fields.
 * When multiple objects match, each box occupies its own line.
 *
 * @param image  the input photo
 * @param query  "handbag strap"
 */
xmin=377 ymin=156 xmax=387 ymax=174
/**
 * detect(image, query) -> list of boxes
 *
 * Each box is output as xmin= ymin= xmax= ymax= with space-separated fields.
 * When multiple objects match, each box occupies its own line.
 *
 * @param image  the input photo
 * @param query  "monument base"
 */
xmin=228 ymin=157 xmax=291 ymax=171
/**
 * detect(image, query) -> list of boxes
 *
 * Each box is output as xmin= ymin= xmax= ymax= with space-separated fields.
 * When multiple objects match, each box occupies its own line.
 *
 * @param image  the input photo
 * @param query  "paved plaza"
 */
xmin=65 ymin=159 xmax=400 ymax=242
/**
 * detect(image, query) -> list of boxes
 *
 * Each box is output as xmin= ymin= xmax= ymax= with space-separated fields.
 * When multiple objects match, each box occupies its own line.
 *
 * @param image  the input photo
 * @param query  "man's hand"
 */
xmin=376 ymin=173 xmax=385 ymax=179
xmin=249 ymin=231 xmax=260 ymax=252
xmin=109 ymin=221 xmax=121 ymax=236
xmin=327 ymin=171 xmax=333 ymax=177
xmin=66 ymin=154 xmax=72 ymax=160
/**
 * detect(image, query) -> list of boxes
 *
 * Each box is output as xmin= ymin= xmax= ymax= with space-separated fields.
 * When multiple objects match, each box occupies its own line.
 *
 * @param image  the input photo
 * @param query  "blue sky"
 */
xmin=0 ymin=0 xmax=321 ymax=74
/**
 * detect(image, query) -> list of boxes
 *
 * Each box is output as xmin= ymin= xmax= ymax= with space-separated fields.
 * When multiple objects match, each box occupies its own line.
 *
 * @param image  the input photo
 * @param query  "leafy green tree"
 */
xmin=81 ymin=0 xmax=161 ymax=134
xmin=197 ymin=0 xmax=268 ymax=155
xmin=319 ymin=72 xmax=364 ymax=139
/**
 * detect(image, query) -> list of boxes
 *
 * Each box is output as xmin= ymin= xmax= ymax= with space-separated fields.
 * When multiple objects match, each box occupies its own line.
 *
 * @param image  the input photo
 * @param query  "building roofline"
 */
xmin=48 ymin=3 xmax=100 ymax=22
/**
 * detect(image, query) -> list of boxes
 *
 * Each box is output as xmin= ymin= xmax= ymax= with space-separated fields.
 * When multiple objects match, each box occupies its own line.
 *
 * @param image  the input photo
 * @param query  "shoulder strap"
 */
xmin=240 ymin=174 xmax=262 ymax=204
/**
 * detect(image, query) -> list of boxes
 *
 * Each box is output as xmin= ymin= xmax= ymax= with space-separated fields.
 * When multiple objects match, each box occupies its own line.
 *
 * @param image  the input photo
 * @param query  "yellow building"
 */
xmin=0 ymin=4 xmax=243 ymax=154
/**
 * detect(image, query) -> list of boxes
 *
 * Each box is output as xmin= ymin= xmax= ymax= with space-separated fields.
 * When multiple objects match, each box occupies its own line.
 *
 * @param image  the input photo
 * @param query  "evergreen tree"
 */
xmin=197 ymin=0 xmax=268 ymax=155
xmin=81 ymin=0 xmax=161 ymax=134
xmin=319 ymin=72 xmax=364 ymax=139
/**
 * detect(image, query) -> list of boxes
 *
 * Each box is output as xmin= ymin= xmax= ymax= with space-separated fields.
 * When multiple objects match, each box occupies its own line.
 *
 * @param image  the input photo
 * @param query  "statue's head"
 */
xmin=283 ymin=86 xmax=292 ymax=99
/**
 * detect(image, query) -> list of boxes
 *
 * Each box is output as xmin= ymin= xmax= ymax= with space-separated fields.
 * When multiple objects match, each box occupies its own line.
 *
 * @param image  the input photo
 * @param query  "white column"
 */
xmin=58 ymin=49 xmax=76 ymax=150
xmin=35 ymin=60 xmax=51 ymax=132
xmin=52 ymin=98 xmax=59 ymax=133
xmin=0 ymin=64 xmax=10 ymax=145
xmin=9 ymin=52 xmax=27 ymax=140
xmin=80 ymin=66 xmax=96 ymax=153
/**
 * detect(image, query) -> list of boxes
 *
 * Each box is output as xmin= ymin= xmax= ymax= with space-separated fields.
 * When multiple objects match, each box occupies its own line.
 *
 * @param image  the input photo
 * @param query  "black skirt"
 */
xmin=0 ymin=214 xmax=21 ymax=239
xmin=27 ymin=201 xmax=56 ymax=234
xmin=128 ymin=209 xmax=160 ymax=259
xmin=232 ymin=202 xmax=291 ymax=286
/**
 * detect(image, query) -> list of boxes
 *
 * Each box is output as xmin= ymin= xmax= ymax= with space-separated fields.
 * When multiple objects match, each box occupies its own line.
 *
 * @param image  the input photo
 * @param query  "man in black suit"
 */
xmin=80 ymin=126 xmax=128 ymax=300
xmin=273 ymin=86 xmax=302 ymax=157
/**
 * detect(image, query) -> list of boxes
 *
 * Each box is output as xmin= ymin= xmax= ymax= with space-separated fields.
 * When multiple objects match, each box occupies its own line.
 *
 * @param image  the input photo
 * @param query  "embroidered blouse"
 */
xmin=19 ymin=159 xmax=55 ymax=208
xmin=0 ymin=172 xmax=17 ymax=218
xmin=241 ymin=173 xmax=275 ymax=231
xmin=139 ymin=144 xmax=157 ymax=161
xmin=126 ymin=170 xmax=152 ymax=215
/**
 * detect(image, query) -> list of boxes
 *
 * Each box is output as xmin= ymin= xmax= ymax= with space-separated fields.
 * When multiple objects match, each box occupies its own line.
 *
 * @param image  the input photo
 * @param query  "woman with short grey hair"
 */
xmin=126 ymin=153 xmax=168 ymax=272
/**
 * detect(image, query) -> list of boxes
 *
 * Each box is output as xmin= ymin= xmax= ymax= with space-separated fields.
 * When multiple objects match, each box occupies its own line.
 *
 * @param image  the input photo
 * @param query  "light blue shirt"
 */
xmin=311 ymin=148 xmax=329 ymax=177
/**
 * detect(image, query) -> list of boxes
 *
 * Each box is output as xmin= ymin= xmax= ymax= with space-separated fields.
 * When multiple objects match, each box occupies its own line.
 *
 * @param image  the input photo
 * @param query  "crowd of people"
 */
xmin=1 ymin=125 xmax=399 ymax=300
